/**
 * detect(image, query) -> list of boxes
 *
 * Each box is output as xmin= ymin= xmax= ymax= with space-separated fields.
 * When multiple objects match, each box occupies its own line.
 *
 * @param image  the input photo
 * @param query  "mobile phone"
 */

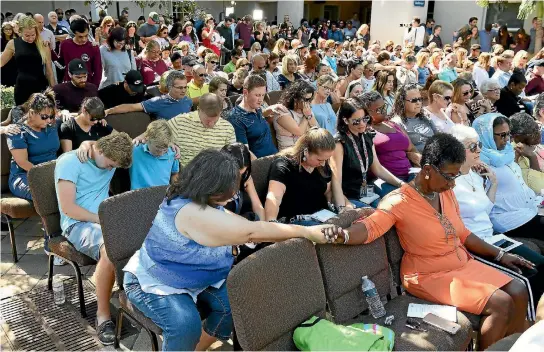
xmin=423 ymin=313 xmax=461 ymax=335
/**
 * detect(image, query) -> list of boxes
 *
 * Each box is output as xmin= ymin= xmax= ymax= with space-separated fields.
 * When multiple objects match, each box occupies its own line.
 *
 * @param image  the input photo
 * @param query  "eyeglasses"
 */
xmin=432 ymin=165 xmax=462 ymax=181
xmin=466 ymin=141 xmax=482 ymax=153
xmin=487 ymin=88 xmax=500 ymax=93
xmin=321 ymin=86 xmax=334 ymax=92
xmin=405 ymin=97 xmax=423 ymax=103
xmin=301 ymin=96 xmax=314 ymax=102
xmin=39 ymin=114 xmax=54 ymax=120
xmin=368 ymin=105 xmax=387 ymax=115
xmin=198 ymin=73 xmax=208 ymax=77
xmin=114 ymin=40 xmax=125 ymax=46
xmin=56 ymin=12 xmax=63 ymax=15
xmin=209 ymin=61 xmax=218 ymax=65
xmin=462 ymin=90 xmax=472 ymax=97
xmin=493 ymin=131 xmax=511 ymax=140
xmin=173 ymin=85 xmax=188 ymax=90
xmin=240 ymin=63 xmax=249 ymax=67
xmin=256 ymin=66 xmax=265 ymax=70
xmin=106 ymin=24 xmax=113 ymax=28
xmin=440 ymin=95 xmax=452 ymax=102
xmin=350 ymin=116 xmax=371 ymax=125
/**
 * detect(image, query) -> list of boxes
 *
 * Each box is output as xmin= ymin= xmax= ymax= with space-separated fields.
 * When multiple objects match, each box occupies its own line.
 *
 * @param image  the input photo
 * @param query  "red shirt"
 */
xmin=59 ymin=39 xmax=102 ymax=86
xmin=136 ymin=57 xmax=169 ymax=85
xmin=202 ymin=28 xmax=221 ymax=56
xmin=525 ymin=75 xmax=544 ymax=96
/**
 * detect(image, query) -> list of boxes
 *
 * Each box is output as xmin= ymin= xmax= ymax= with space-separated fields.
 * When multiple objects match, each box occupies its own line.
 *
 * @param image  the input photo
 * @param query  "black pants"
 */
xmin=504 ymin=215 xmax=544 ymax=240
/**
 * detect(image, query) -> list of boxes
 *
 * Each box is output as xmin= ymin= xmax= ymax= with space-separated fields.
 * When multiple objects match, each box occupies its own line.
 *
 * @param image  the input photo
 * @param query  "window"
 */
xmin=323 ymin=5 xmax=339 ymax=22
xmin=226 ymin=7 xmax=234 ymax=17
xmin=253 ymin=10 xmax=263 ymax=21
xmin=485 ymin=2 xmax=524 ymax=31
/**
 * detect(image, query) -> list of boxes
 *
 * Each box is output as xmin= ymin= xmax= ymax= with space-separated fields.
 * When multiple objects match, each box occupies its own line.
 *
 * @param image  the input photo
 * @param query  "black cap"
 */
xmin=125 ymin=70 xmax=145 ymax=93
xmin=68 ymin=59 xmax=88 ymax=75
xmin=182 ymin=55 xmax=198 ymax=67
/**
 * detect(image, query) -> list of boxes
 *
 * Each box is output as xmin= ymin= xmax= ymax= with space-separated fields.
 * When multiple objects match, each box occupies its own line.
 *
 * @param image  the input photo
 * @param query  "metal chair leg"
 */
xmin=147 ymin=329 xmax=159 ymax=352
xmin=114 ymin=308 xmax=124 ymax=348
xmin=4 ymin=215 xmax=17 ymax=263
xmin=47 ymin=254 xmax=54 ymax=290
xmin=69 ymin=261 xmax=87 ymax=318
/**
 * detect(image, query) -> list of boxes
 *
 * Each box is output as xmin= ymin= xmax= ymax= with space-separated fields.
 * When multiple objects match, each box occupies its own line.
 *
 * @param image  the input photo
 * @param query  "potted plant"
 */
xmin=0 ymin=85 xmax=15 ymax=122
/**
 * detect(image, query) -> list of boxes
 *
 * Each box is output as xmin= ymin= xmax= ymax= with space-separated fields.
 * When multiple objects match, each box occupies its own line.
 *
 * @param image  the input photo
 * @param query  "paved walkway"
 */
xmin=0 ymin=217 xmax=232 ymax=351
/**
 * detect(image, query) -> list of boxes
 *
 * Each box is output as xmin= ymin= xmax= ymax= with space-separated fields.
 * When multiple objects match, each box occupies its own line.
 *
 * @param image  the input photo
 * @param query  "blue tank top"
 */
xmin=143 ymin=196 xmax=235 ymax=289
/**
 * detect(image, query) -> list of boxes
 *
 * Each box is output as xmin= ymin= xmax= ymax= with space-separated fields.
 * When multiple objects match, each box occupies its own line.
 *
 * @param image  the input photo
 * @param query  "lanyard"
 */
xmin=347 ymin=132 xmax=369 ymax=188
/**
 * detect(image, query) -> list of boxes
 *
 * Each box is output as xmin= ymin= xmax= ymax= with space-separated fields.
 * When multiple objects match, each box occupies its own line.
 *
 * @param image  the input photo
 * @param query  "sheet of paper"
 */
xmin=409 ymin=167 xmax=421 ymax=174
xmin=407 ymin=303 xmax=457 ymax=322
xmin=311 ymin=209 xmax=337 ymax=223
xmin=360 ymin=193 xmax=380 ymax=205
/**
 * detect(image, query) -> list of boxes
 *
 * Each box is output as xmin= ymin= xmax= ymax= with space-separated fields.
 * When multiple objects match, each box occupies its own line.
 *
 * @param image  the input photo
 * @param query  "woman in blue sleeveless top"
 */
xmin=123 ymin=149 xmax=339 ymax=351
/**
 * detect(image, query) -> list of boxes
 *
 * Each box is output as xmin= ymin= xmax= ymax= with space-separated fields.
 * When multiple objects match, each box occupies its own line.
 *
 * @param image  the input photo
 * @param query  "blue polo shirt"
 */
xmin=129 ymin=144 xmax=179 ymax=190
xmin=437 ymin=67 xmax=458 ymax=83
xmin=226 ymin=105 xmax=277 ymax=158
xmin=141 ymin=94 xmax=193 ymax=120
xmin=55 ymin=151 xmax=115 ymax=231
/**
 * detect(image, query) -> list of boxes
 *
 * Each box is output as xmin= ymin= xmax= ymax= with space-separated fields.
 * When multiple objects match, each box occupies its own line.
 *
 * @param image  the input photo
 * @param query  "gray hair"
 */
xmin=479 ymin=79 xmax=500 ymax=94
xmin=165 ymin=70 xmax=187 ymax=91
xmin=450 ymin=124 xmax=479 ymax=144
xmin=356 ymin=90 xmax=383 ymax=109
xmin=48 ymin=11 xmax=56 ymax=20
xmin=533 ymin=92 xmax=544 ymax=116
xmin=316 ymin=74 xmax=336 ymax=87
xmin=510 ymin=112 xmax=539 ymax=136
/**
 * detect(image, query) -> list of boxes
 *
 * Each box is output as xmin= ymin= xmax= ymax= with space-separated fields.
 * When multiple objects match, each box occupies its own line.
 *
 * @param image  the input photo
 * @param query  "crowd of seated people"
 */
xmin=2 ymin=8 xmax=544 ymax=351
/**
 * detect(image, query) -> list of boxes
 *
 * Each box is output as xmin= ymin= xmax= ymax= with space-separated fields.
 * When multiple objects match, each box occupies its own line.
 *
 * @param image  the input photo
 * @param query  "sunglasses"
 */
xmin=240 ymin=63 xmax=249 ymax=67
xmin=256 ymin=65 xmax=266 ymax=70
xmin=39 ymin=114 xmax=54 ymax=120
xmin=466 ymin=141 xmax=482 ymax=153
xmin=462 ymin=90 xmax=472 ymax=97
xmin=405 ymin=97 xmax=423 ymax=103
xmin=209 ymin=61 xmax=218 ymax=65
xmin=440 ymin=95 xmax=452 ymax=102
xmin=493 ymin=131 xmax=511 ymax=140
xmin=198 ymin=73 xmax=208 ymax=77
xmin=368 ymin=105 xmax=387 ymax=115
xmin=432 ymin=165 xmax=462 ymax=181
xmin=350 ymin=116 xmax=371 ymax=125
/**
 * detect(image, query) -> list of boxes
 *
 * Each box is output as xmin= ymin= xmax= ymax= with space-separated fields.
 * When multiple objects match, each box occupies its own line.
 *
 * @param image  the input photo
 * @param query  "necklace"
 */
xmin=413 ymin=182 xmax=437 ymax=200
xmin=465 ymin=172 xmax=476 ymax=192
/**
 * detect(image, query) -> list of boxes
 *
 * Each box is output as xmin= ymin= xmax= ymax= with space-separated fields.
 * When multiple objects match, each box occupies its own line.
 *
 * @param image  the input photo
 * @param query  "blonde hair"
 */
xmin=96 ymin=132 xmax=133 ymax=169
xmin=18 ymin=16 xmax=47 ymax=64
xmin=177 ymin=41 xmax=190 ymax=52
xmin=159 ymin=71 xmax=171 ymax=94
xmin=477 ymin=52 xmax=492 ymax=70
xmin=145 ymin=120 xmax=173 ymax=149
xmin=279 ymin=128 xmax=335 ymax=166
xmin=325 ymin=39 xmax=335 ymax=48
xmin=273 ymin=38 xmax=286 ymax=54
xmin=281 ymin=55 xmax=297 ymax=76
xmin=235 ymin=58 xmax=249 ymax=70
xmin=430 ymin=52 xmax=442 ymax=67
xmin=205 ymin=52 xmax=219 ymax=63
xmin=513 ymin=50 xmax=528 ymax=68
xmin=250 ymin=42 xmax=261 ymax=53
xmin=428 ymin=80 xmax=454 ymax=103
xmin=100 ymin=15 xmax=114 ymax=29
xmin=455 ymin=48 xmax=467 ymax=68
xmin=416 ymin=51 xmax=430 ymax=67
xmin=502 ymin=50 xmax=515 ymax=59
xmin=316 ymin=74 xmax=336 ymax=87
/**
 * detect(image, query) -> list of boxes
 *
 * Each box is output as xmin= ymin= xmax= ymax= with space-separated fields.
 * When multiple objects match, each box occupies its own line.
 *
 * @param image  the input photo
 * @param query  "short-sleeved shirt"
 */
xmin=311 ymin=103 xmax=337 ymax=135
xmin=226 ymin=105 xmax=277 ymax=158
xmin=98 ymin=82 xmax=145 ymax=109
xmin=392 ymin=115 xmax=436 ymax=152
xmin=59 ymin=118 xmax=113 ymax=150
xmin=53 ymin=82 xmax=98 ymax=112
xmin=40 ymin=28 xmax=56 ymax=50
xmin=187 ymin=81 xmax=209 ymax=100
xmin=167 ymin=111 xmax=236 ymax=167
xmin=141 ymin=94 xmax=193 ymax=120
xmin=55 ymin=151 xmax=115 ymax=231
xmin=268 ymin=156 xmax=331 ymax=220
xmin=223 ymin=61 xmax=236 ymax=74
xmin=7 ymin=123 xmax=60 ymax=177
xmin=437 ymin=67 xmax=458 ymax=83
xmin=129 ymin=144 xmax=179 ymax=190
xmin=137 ymin=23 xmax=158 ymax=38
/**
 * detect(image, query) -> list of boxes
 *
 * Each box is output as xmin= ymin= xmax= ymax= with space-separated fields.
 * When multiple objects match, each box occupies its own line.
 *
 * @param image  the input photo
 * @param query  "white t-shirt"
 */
xmin=472 ymin=64 xmax=490 ymax=91
xmin=404 ymin=25 xmax=425 ymax=47
xmin=489 ymin=162 xmax=542 ymax=233
xmin=360 ymin=76 xmax=375 ymax=92
xmin=424 ymin=107 xmax=455 ymax=133
xmin=509 ymin=321 xmax=544 ymax=352
xmin=453 ymin=170 xmax=494 ymax=239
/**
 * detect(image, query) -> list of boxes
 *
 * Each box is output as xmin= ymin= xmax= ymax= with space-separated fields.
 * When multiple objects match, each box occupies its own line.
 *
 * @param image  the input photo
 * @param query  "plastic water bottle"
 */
xmin=52 ymin=279 xmax=66 ymax=305
xmin=361 ymin=276 xmax=386 ymax=319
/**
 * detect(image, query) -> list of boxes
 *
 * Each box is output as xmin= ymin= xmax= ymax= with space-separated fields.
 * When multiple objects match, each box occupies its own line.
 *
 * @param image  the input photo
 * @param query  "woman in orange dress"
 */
xmin=324 ymin=133 xmax=533 ymax=350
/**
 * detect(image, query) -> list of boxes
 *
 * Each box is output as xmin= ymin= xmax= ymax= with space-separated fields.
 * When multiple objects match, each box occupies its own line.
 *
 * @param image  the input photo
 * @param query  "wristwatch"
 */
xmin=303 ymin=114 xmax=312 ymax=121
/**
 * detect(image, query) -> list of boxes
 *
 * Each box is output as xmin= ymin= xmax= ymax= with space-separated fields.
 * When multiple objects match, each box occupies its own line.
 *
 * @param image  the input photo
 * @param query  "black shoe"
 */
xmin=96 ymin=319 xmax=116 ymax=346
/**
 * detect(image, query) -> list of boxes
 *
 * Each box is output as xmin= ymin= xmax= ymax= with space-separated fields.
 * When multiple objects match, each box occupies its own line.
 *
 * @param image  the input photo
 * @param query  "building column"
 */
xmin=370 ymin=0 xmax=428 ymax=47
xmin=277 ymin=0 xmax=304 ymax=28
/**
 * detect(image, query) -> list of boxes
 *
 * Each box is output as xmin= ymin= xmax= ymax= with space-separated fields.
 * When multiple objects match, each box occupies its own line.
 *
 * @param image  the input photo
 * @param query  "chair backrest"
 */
xmin=98 ymin=186 xmax=167 ymax=286
xmin=145 ymin=85 xmax=162 ymax=98
xmin=227 ymin=238 xmax=327 ymax=350
xmin=267 ymin=90 xmax=282 ymax=105
xmin=1 ymin=108 xmax=12 ymax=193
xmin=315 ymin=225 xmax=392 ymax=324
xmin=384 ymin=229 xmax=404 ymax=288
xmin=105 ymin=112 xmax=151 ymax=138
xmin=251 ymin=154 xmax=279 ymax=202
xmin=28 ymin=161 xmax=61 ymax=236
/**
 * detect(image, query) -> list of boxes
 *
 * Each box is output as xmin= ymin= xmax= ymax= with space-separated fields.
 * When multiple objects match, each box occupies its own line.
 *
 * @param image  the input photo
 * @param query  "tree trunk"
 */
xmin=536 ymin=18 xmax=543 ymax=54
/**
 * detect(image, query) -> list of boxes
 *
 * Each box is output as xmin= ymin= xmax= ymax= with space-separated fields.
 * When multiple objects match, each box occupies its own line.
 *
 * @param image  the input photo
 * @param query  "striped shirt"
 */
xmin=167 ymin=111 xmax=236 ymax=167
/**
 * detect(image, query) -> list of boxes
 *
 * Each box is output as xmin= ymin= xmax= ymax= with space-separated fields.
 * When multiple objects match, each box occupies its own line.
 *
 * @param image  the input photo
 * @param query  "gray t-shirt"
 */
xmin=392 ymin=115 xmax=436 ymax=152
xmin=137 ymin=23 xmax=158 ymax=38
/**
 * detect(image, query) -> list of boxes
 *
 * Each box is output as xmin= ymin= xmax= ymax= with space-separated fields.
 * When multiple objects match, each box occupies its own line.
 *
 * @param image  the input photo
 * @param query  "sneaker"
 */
xmin=95 ymin=319 xmax=116 ymax=346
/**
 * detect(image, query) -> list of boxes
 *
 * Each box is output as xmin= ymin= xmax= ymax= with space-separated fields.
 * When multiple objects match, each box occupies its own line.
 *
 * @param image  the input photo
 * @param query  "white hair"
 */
xmin=450 ymin=124 xmax=479 ymax=144
xmin=480 ymin=79 xmax=500 ymax=94
xmin=48 ymin=11 xmax=56 ymax=20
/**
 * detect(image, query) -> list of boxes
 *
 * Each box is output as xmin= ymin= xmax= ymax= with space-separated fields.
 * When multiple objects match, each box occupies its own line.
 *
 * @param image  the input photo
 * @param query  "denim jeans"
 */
xmin=349 ymin=198 xmax=379 ymax=208
xmin=123 ymin=272 xmax=232 ymax=351
xmin=290 ymin=219 xmax=323 ymax=226
xmin=374 ymin=173 xmax=416 ymax=199
xmin=9 ymin=173 xmax=32 ymax=200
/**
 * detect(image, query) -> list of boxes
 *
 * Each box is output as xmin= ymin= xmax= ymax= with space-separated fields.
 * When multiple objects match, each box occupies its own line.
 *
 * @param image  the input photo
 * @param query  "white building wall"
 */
xmin=277 ymin=0 xmax=303 ymax=29
xmin=370 ymin=0 xmax=428 ymax=46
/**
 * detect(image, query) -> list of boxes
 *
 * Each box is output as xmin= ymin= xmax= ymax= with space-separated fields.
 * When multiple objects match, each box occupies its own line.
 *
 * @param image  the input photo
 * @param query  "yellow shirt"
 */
xmin=187 ymin=81 xmax=209 ymax=99
xmin=517 ymin=155 xmax=544 ymax=194
xmin=167 ymin=111 xmax=236 ymax=167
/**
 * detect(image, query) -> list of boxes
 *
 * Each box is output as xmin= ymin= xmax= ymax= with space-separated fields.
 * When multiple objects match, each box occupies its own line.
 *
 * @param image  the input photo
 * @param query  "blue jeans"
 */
xmin=290 ymin=219 xmax=322 ymax=226
xmin=374 ymin=174 xmax=416 ymax=199
xmin=123 ymin=272 xmax=232 ymax=351
xmin=64 ymin=222 xmax=104 ymax=261
xmin=349 ymin=198 xmax=379 ymax=208
xmin=9 ymin=173 xmax=32 ymax=200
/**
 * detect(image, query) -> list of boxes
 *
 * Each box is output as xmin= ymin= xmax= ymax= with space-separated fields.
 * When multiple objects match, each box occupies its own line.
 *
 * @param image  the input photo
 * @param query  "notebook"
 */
xmin=484 ymin=234 xmax=522 ymax=252
xmin=407 ymin=303 xmax=457 ymax=322
xmin=310 ymin=209 xmax=337 ymax=223
xmin=359 ymin=193 xmax=380 ymax=205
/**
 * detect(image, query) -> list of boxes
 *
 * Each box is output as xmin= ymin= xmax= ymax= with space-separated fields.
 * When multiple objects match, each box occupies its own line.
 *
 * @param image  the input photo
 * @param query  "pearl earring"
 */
xmin=425 ymin=174 xmax=429 ymax=180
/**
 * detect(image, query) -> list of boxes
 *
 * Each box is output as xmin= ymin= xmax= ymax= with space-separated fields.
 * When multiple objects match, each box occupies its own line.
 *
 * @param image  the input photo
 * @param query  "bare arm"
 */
xmin=1 ymin=40 xmax=15 ymax=67
xmin=264 ymin=180 xmax=286 ymax=221
xmin=170 ymin=172 xmax=179 ymax=184
xmin=55 ymin=34 xmax=69 ymax=42
xmin=276 ymin=113 xmax=310 ymax=136
xmin=60 ymin=139 xmax=73 ymax=153
xmin=329 ymin=142 xmax=348 ymax=207
xmin=105 ymin=103 xmax=144 ymax=115
xmin=176 ymin=202 xmax=332 ymax=246
xmin=10 ymin=149 xmax=34 ymax=171
xmin=245 ymin=176 xmax=265 ymax=220
xmin=44 ymin=50 xmax=55 ymax=86
xmin=57 ymin=180 xmax=100 ymax=223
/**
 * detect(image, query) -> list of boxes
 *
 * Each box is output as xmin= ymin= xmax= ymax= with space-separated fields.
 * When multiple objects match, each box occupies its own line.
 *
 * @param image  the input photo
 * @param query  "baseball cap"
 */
xmin=68 ymin=59 xmax=88 ymax=75
xmin=471 ymin=44 xmax=481 ymax=50
xmin=182 ymin=55 xmax=198 ymax=67
xmin=149 ymin=12 xmax=160 ymax=23
xmin=125 ymin=70 xmax=145 ymax=93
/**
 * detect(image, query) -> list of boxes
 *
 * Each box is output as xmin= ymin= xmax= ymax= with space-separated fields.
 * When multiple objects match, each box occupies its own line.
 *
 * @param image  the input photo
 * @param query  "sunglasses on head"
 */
xmin=350 ymin=116 xmax=371 ymax=125
xmin=493 ymin=131 xmax=511 ymax=140
xmin=405 ymin=97 xmax=423 ymax=103
xmin=466 ymin=141 xmax=482 ymax=153
xmin=432 ymin=165 xmax=462 ymax=181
